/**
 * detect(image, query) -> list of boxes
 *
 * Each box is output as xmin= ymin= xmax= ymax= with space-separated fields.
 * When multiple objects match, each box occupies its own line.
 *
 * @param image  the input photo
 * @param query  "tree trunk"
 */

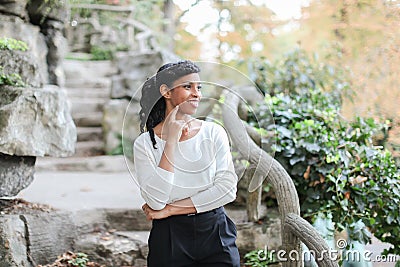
xmin=246 ymin=167 xmax=263 ymax=222
xmin=162 ymin=0 xmax=175 ymax=52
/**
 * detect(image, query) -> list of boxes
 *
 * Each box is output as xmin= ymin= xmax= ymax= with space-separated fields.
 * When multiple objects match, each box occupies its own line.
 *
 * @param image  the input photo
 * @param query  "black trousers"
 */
xmin=147 ymin=207 xmax=240 ymax=267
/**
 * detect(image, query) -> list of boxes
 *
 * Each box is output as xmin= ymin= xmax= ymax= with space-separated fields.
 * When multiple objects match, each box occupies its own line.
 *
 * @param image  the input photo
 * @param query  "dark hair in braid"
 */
xmin=139 ymin=60 xmax=200 ymax=149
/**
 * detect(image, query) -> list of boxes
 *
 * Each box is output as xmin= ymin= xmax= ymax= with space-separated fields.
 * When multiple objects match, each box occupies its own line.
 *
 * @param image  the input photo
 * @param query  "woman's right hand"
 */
xmin=163 ymin=106 xmax=189 ymax=143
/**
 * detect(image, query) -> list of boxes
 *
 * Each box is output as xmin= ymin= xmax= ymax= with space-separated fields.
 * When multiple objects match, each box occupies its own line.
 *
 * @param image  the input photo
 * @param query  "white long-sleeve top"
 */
xmin=133 ymin=121 xmax=238 ymax=213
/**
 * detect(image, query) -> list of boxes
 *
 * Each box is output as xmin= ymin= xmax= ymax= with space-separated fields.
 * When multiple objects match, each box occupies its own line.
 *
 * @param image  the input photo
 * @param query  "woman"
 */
xmin=133 ymin=60 xmax=240 ymax=266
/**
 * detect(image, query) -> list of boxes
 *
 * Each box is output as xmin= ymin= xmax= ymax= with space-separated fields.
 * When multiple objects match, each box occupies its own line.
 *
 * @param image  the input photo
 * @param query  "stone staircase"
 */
xmin=63 ymin=57 xmax=117 ymax=157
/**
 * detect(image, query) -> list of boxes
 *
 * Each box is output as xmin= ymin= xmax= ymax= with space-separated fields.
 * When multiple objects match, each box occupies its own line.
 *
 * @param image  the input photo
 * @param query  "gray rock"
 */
xmin=41 ymin=20 xmax=68 ymax=86
xmin=105 ymin=209 xmax=151 ymax=231
xmin=0 ymin=85 xmax=76 ymax=157
xmin=0 ymin=14 xmax=49 ymax=84
xmin=27 ymin=0 xmax=69 ymax=25
xmin=236 ymin=218 xmax=281 ymax=255
xmin=72 ymin=209 xmax=109 ymax=236
xmin=21 ymin=211 xmax=77 ymax=265
xmin=102 ymin=99 xmax=141 ymax=157
xmin=0 ymin=50 xmax=43 ymax=87
xmin=110 ymin=50 xmax=178 ymax=99
xmin=0 ymin=153 xmax=35 ymax=197
xmin=114 ymin=51 xmax=163 ymax=77
xmin=63 ymin=59 xmax=116 ymax=87
xmin=74 ymin=232 xmax=146 ymax=266
xmin=0 ymin=0 xmax=29 ymax=21
xmin=134 ymin=258 xmax=148 ymax=267
xmin=0 ymin=215 xmax=31 ymax=267
xmin=111 ymin=75 xmax=144 ymax=100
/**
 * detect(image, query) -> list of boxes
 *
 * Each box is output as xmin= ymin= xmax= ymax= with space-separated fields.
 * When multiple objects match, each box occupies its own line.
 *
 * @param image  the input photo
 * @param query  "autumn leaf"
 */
xmin=303 ymin=165 xmax=311 ymax=180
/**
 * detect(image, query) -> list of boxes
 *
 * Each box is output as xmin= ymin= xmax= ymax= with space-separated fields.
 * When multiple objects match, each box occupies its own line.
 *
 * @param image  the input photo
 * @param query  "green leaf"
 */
xmin=248 ymin=48 xmax=400 ymax=255
xmin=305 ymin=143 xmax=321 ymax=153
xmin=289 ymin=155 xmax=305 ymax=165
xmin=276 ymin=125 xmax=292 ymax=138
xmin=386 ymin=215 xmax=394 ymax=224
xmin=369 ymin=218 xmax=376 ymax=225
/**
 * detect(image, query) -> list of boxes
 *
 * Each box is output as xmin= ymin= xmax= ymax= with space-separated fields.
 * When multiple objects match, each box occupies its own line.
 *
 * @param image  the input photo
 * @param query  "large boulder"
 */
xmin=27 ymin=0 xmax=69 ymax=86
xmin=0 ymin=0 xmax=29 ymax=21
xmin=0 ymin=49 xmax=43 ymax=87
xmin=21 ymin=212 xmax=77 ymax=265
xmin=41 ymin=20 xmax=68 ymax=86
xmin=0 ymin=85 xmax=76 ymax=157
xmin=74 ymin=232 xmax=147 ymax=267
xmin=0 ymin=14 xmax=49 ymax=84
xmin=0 ymin=153 xmax=35 ymax=197
xmin=111 ymin=50 xmax=180 ymax=100
xmin=102 ymin=99 xmax=141 ymax=156
xmin=0 ymin=215 xmax=30 ymax=267
xmin=27 ymin=0 xmax=69 ymax=26
xmin=236 ymin=218 xmax=281 ymax=256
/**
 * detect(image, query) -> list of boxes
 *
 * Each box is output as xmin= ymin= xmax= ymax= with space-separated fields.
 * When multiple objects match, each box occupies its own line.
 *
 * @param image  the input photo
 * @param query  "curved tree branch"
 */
xmin=222 ymin=89 xmax=301 ymax=267
xmin=286 ymin=213 xmax=339 ymax=267
xmin=222 ymin=87 xmax=339 ymax=267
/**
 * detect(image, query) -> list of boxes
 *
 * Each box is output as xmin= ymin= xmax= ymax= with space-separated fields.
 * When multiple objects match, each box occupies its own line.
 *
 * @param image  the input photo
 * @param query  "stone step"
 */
xmin=74 ymin=141 xmax=104 ymax=157
xmin=63 ymin=57 xmax=117 ymax=80
xmin=73 ymin=112 xmax=103 ymax=127
xmin=66 ymin=87 xmax=110 ymax=99
xmin=77 ymin=127 xmax=103 ymax=142
xmin=70 ymin=98 xmax=106 ymax=115
xmin=74 ymin=231 xmax=148 ymax=267
xmin=65 ymin=77 xmax=111 ymax=89
xmin=114 ymin=231 xmax=150 ymax=244
xmin=35 ymin=155 xmax=129 ymax=173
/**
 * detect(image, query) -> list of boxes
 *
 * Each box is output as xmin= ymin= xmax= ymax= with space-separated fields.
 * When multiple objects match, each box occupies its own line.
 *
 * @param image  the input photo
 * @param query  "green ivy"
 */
xmin=90 ymin=46 xmax=114 ymax=60
xmin=0 ymin=67 xmax=25 ymax=87
xmin=0 ymin=38 xmax=28 ymax=51
xmin=244 ymin=249 xmax=278 ymax=266
xmin=67 ymin=252 xmax=89 ymax=267
xmin=248 ymin=49 xmax=400 ymax=255
xmin=108 ymin=133 xmax=133 ymax=157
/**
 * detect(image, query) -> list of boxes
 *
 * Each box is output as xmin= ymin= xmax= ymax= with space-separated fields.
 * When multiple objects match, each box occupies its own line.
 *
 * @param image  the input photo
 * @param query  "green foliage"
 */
xmin=0 ymin=67 xmax=25 ymax=87
xmin=250 ymin=48 xmax=350 ymax=99
xmin=108 ymin=133 xmax=133 ymax=157
xmin=90 ymin=45 xmax=129 ymax=60
xmin=0 ymin=38 xmax=28 ymax=51
xmin=248 ymin=49 xmax=400 ymax=255
xmin=244 ymin=249 xmax=278 ymax=266
xmin=90 ymin=46 xmax=113 ymax=60
xmin=67 ymin=252 xmax=89 ymax=267
xmin=70 ymin=0 xmax=166 ymax=52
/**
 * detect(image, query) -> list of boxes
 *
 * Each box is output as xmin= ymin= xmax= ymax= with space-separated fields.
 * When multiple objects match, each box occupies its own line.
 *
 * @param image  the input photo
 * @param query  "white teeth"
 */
xmin=188 ymin=101 xmax=199 ymax=107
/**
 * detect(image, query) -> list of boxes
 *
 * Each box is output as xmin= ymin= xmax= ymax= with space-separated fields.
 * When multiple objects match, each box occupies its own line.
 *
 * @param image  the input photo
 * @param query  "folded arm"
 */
xmin=133 ymin=137 xmax=176 ymax=210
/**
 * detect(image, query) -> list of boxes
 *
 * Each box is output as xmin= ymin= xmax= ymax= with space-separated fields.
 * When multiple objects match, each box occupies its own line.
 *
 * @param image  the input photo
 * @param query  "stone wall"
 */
xmin=0 ymin=0 xmax=76 ymax=196
xmin=0 ymin=2 xmax=77 ymax=263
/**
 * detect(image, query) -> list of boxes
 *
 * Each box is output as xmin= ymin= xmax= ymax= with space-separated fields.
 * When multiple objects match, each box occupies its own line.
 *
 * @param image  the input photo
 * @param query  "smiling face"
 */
xmin=165 ymin=73 xmax=202 ymax=115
